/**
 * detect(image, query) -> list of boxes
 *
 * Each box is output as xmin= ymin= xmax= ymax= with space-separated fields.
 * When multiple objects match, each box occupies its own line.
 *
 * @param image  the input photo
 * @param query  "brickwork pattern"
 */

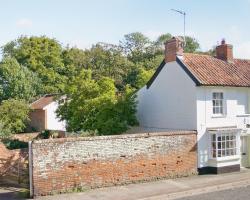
xmin=31 ymin=131 xmax=197 ymax=196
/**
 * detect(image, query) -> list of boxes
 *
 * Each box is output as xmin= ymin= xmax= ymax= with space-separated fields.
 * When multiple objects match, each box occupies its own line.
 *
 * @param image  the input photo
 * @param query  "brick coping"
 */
xmin=32 ymin=130 xmax=197 ymax=144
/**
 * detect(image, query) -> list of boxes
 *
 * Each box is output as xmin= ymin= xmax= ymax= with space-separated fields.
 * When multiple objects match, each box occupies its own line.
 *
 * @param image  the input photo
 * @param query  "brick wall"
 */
xmin=30 ymin=131 xmax=197 ymax=196
xmin=28 ymin=109 xmax=46 ymax=132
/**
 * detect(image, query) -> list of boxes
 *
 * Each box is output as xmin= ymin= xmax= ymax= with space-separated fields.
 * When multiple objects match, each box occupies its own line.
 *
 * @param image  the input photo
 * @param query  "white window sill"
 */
xmin=211 ymin=114 xmax=227 ymax=118
xmin=236 ymin=114 xmax=250 ymax=117
xmin=209 ymin=155 xmax=240 ymax=162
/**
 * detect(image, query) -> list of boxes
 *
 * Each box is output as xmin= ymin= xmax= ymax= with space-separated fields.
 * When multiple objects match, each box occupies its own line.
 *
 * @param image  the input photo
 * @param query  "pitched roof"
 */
xmin=146 ymin=53 xmax=250 ymax=88
xmin=30 ymin=94 xmax=56 ymax=110
xmin=182 ymin=53 xmax=250 ymax=87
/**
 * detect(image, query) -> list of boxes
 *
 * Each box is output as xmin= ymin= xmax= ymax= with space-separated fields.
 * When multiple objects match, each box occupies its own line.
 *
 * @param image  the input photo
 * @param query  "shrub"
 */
xmin=0 ymin=121 xmax=11 ymax=139
xmin=39 ymin=130 xmax=60 ymax=139
xmin=0 ymin=99 xmax=30 ymax=138
xmin=2 ymin=139 xmax=28 ymax=149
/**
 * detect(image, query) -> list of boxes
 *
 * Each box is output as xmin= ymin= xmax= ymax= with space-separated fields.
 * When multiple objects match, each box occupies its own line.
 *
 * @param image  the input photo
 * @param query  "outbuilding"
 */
xmin=28 ymin=94 xmax=66 ymax=132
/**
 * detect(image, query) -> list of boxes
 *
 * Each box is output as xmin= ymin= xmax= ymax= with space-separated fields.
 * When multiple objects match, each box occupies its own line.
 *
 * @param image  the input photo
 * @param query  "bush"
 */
xmin=0 ymin=121 xmax=11 ymax=139
xmin=2 ymin=139 xmax=28 ymax=149
xmin=39 ymin=130 xmax=60 ymax=139
xmin=66 ymin=130 xmax=97 ymax=138
xmin=0 ymin=99 xmax=30 ymax=138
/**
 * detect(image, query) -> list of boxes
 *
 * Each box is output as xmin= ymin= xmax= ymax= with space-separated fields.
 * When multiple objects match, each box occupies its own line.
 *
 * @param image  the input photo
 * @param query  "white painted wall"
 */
xmin=137 ymin=60 xmax=197 ymax=130
xmin=137 ymin=58 xmax=250 ymax=169
xmin=44 ymin=102 xmax=66 ymax=131
xmin=196 ymin=86 xmax=250 ymax=168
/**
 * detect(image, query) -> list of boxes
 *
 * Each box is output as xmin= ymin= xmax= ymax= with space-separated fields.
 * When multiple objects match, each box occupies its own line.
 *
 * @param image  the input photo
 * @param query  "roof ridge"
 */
xmin=184 ymin=52 xmax=250 ymax=61
xmin=183 ymin=52 xmax=211 ymax=56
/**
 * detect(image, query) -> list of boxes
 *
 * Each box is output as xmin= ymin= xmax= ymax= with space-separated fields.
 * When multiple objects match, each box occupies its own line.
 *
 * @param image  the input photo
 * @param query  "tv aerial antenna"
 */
xmin=171 ymin=9 xmax=186 ymax=46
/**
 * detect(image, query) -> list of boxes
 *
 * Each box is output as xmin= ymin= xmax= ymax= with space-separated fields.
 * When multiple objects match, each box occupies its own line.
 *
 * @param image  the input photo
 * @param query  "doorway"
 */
xmin=241 ymin=135 xmax=250 ymax=168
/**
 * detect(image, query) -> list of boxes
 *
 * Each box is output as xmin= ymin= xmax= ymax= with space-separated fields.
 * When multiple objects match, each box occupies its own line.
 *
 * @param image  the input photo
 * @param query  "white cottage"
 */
xmin=137 ymin=37 xmax=250 ymax=174
xmin=28 ymin=94 xmax=66 ymax=132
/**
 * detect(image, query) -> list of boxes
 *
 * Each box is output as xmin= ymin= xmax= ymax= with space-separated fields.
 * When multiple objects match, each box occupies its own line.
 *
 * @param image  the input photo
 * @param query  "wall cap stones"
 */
xmin=32 ymin=130 xmax=197 ymax=144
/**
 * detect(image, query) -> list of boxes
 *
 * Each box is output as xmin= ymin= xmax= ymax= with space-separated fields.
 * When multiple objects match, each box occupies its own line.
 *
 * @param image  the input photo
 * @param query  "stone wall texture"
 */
xmin=31 ymin=131 xmax=197 ymax=196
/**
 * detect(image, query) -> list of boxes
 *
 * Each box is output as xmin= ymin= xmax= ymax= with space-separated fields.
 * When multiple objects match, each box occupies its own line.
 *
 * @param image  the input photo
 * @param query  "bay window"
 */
xmin=211 ymin=132 xmax=239 ymax=158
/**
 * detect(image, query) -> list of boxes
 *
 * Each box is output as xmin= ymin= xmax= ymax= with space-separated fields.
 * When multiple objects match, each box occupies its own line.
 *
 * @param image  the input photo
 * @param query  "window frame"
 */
xmin=212 ymin=91 xmax=226 ymax=117
xmin=209 ymin=130 xmax=240 ymax=161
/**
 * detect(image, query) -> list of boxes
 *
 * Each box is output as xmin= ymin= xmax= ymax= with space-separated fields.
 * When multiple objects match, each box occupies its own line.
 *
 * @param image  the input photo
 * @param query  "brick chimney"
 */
xmin=164 ymin=37 xmax=184 ymax=63
xmin=216 ymin=39 xmax=233 ymax=62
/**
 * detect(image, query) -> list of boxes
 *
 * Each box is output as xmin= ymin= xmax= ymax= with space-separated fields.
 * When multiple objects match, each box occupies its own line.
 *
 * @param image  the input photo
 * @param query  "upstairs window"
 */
xmin=212 ymin=92 xmax=224 ymax=115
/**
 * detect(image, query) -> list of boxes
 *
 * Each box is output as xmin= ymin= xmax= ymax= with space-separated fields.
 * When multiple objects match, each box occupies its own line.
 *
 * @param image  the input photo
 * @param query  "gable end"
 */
xmin=176 ymin=57 xmax=201 ymax=86
xmin=146 ymin=58 xmax=201 ymax=89
xmin=146 ymin=60 xmax=166 ymax=89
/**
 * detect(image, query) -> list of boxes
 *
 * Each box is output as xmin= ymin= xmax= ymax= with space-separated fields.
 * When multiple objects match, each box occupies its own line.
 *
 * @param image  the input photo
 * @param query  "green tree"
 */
xmin=154 ymin=33 xmax=172 ymax=54
xmin=57 ymin=69 xmax=138 ymax=135
xmin=126 ymin=66 xmax=154 ymax=89
xmin=135 ymin=68 xmax=154 ymax=89
xmin=2 ymin=36 xmax=66 ymax=94
xmin=0 ymin=57 xmax=41 ymax=102
xmin=184 ymin=36 xmax=200 ymax=53
xmin=120 ymin=32 xmax=153 ymax=63
xmin=62 ymin=47 xmax=87 ymax=77
xmin=93 ymin=85 xmax=138 ymax=134
xmin=154 ymin=34 xmax=200 ymax=54
xmin=82 ymin=44 xmax=133 ymax=90
xmin=0 ymin=99 xmax=30 ymax=137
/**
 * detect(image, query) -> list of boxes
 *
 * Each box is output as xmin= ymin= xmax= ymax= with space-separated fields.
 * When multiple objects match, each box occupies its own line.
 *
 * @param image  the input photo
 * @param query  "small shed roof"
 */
xmin=30 ymin=94 xmax=57 ymax=110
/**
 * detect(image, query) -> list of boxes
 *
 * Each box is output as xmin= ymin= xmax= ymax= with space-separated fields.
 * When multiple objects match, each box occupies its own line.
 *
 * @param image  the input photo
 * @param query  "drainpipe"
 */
xmin=248 ymin=92 xmax=250 ymax=114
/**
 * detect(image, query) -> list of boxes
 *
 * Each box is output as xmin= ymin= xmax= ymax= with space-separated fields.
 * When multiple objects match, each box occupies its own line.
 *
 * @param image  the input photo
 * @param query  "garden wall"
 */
xmin=30 ymin=131 xmax=197 ymax=196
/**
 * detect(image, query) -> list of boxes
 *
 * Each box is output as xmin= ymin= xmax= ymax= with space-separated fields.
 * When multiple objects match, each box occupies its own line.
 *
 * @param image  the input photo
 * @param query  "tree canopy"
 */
xmin=0 ymin=99 xmax=30 ymax=137
xmin=2 ymin=36 xmax=67 ymax=94
xmin=0 ymin=57 xmax=41 ymax=102
xmin=0 ymin=33 xmax=202 ymax=135
xmin=57 ymin=70 xmax=138 ymax=135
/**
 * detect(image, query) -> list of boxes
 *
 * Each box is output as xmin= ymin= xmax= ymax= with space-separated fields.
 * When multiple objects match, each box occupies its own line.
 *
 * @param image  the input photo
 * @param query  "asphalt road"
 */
xmin=177 ymin=185 xmax=250 ymax=200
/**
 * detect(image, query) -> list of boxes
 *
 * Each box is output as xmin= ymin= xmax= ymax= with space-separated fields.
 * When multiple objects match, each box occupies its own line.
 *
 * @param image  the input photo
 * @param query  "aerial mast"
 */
xmin=171 ymin=9 xmax=186 ymax=46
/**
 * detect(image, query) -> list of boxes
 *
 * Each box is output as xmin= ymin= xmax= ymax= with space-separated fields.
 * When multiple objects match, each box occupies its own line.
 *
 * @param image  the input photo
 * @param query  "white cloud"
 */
xmin=16 ymin=18 xmax=33 ymax=28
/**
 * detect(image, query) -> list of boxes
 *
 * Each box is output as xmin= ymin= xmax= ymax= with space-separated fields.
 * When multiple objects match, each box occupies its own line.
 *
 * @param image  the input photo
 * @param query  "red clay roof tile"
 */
xmin=30 ymin=94 xmax=56 ymax=110
xmin=182 ymin=53 xmax=250 ymax=87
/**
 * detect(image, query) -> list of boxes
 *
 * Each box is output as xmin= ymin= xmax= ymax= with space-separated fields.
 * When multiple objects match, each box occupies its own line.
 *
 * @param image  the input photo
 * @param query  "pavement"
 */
xmin=1 ymin=168 xmax=250 ymax=200
xmin=178 ymin=185 xmax=250 ymax=200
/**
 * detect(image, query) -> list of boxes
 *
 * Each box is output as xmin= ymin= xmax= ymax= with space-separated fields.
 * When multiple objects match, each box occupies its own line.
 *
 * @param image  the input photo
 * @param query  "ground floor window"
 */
xmin=211 ymin=132 xmax=239 ymax=158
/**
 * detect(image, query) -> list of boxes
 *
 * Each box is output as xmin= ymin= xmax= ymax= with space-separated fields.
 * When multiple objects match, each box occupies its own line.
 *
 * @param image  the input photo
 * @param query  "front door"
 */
xmin=241 ymin=136 xmax=249 ymax=167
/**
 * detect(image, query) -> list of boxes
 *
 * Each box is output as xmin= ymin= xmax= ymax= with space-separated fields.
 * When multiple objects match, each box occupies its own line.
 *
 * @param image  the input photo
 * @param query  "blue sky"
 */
xmin=1 ymin=0 xmax=250 ymax=58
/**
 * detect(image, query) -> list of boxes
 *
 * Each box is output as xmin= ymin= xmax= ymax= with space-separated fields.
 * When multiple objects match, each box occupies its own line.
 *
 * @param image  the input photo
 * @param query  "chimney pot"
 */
xmin=164 ymin=37 xmax=184 ymax=63
xmin=221 ymin=38 xmax=226 ymax=45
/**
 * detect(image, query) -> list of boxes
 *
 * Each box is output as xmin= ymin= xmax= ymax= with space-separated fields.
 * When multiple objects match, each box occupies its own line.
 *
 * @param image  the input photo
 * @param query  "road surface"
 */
xmin=178 ymin=185 xmax=250 ymax=200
